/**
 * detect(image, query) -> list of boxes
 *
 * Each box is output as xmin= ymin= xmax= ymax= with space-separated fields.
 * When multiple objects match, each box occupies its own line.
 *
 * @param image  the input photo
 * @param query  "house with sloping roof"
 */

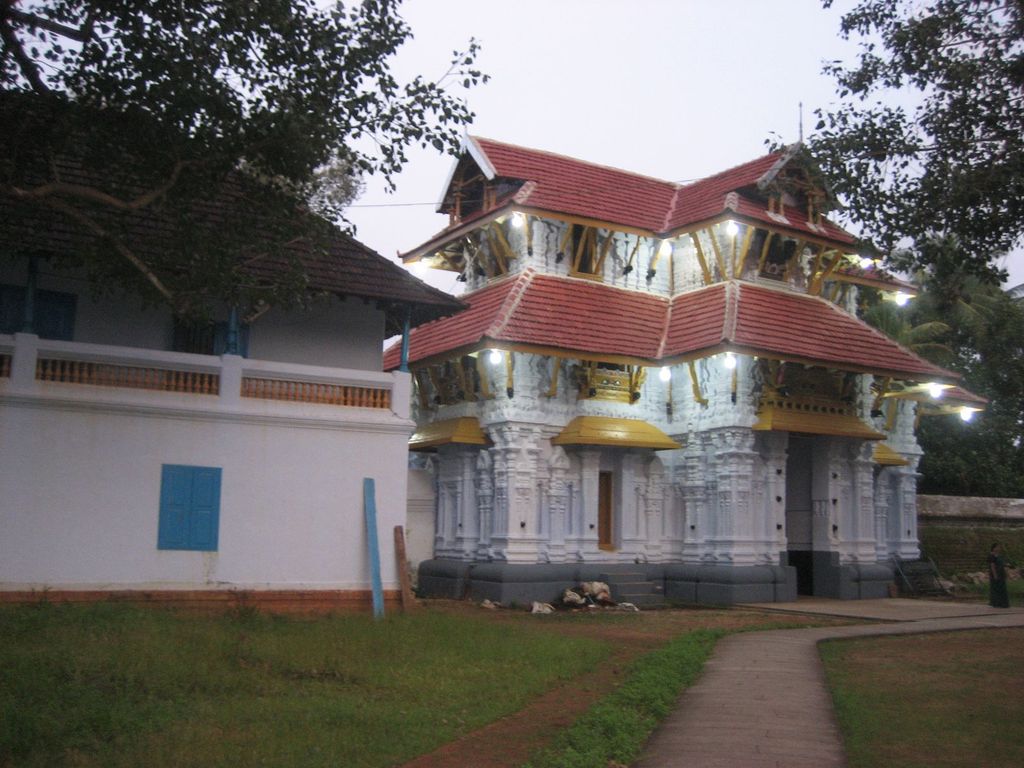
xmin=384 ymin=137 xmax=985 ymax=605
xmin=0 ymin=174 xmax=464 ymax=611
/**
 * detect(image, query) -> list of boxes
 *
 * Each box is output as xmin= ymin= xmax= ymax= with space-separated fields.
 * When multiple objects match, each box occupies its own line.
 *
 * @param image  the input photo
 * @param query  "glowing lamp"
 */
xmin=488 ymin=349 xmax=503 ymax=365
xmin=410 ymin=260 xmax=428 ymax=276
xmin=511 ymin=212 xmax=526 ymax=228
xmin=858 ymin=256 xmax=875 ymax=269
xmin=723 ymin=352 xmax=737 ymax=370
xmin=959 ymin=407 xmax=976 ymax=422
xmin=726 ymin=220 xmax=739 ymax=237
xmin=927 ymin=382 xmax=944 ymax=399
xmin=659 ymin=240 xmax=673 ymax=257
xmin=659 ymin=366 xmax=672 ymax=383
xmin=894 ymin=291 xmax=911 ymax=306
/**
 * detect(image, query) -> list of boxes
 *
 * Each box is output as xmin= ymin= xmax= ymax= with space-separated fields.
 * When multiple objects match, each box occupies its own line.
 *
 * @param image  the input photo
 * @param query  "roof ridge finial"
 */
xmin=798 ymin=101 xmax=804 ymax=144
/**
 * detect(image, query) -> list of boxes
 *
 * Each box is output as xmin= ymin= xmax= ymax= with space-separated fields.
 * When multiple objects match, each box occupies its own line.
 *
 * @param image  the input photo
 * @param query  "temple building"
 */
xmin=383 ymin=138 xmax=986 ymax=605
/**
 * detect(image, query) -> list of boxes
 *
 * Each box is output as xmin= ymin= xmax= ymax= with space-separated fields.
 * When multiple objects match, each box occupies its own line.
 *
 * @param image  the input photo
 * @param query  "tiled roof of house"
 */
xmin=458 ymin=137 xmax=856 ymax=244
xmin=1 ymin=158 xmax=464 ymax=334
xmin=383 ymin=271 xmax=956 ymax=382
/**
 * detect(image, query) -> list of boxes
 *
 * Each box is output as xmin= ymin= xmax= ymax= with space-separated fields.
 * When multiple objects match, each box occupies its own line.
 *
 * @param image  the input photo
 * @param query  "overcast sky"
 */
xmin=346 ymin=0 xmax=1024 ymax=293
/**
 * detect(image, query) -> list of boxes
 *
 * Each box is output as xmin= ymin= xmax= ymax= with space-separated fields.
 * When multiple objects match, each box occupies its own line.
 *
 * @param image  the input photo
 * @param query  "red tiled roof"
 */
xmin=382 ymin=270 xmax=667 ymax=368
xmin=462 ymin=137 xmax=856 ymax=244
xmin=942 ymin=385 xmax=988 ymax=406
xmin=385 ymin=272 xmax=957 ymax=382
xmin=474 ymin=137 xmax=677 ymax=232
xmin=728 ymin=283 xmax=950 ymax=379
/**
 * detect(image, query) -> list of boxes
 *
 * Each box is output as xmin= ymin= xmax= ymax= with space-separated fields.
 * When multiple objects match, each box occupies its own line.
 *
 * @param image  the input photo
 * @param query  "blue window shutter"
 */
xmin=188 ymin=468 xmax=221 ymax=551
xmin=158 ymin=465 xmax=222 ymax=551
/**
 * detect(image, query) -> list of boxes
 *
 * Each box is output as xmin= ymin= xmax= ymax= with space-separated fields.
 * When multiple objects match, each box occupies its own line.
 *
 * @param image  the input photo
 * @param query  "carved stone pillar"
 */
xmin=708 ymin=428 xmax=762 ymax=564
xmin=644 ymin=454 xmax=666 ymax=562
xmin=679 ymin=440 xmax=708 ymax=563
xmin=576 ymin=449 xmax=602 ymax=558
xmin=811 ymin=438 xmax=843 ymax=553
xmin=757 ymin=432 xmax=789 ymax=563
xmin=619 ymin=452 xmax=644 ymax=561
xmin=474 ymin=450 xmax=494 ymax=561
xmin=546 ymin=446 xmax=570 ymax=563
xmin=874 ymin=466 xmax=894 ymax=561
xmin=488 ymin=423 xmax=545 ymax=563
xmin=849 ymin=441 xmax=879 ymax=562
xmin=895 ymin=463 xmax=922 ymax=559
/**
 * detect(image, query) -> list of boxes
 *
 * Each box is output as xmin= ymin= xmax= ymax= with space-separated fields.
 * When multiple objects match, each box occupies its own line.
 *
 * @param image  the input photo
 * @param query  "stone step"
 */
xmin=611 ymin=581 xmax=657 ymax=597
xmin=598 ymin=571 xmax=646 ymax=584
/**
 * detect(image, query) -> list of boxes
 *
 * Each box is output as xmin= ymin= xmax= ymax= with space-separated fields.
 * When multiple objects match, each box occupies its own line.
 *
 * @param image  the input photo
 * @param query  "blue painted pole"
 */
xmin=226 ymin=306 xmax=240 ymax=355
xmin=398 ymin=306 xmax=412 ymax=373
xmin=22 ymin=256 xmax=37 ymax=334
xmin=363 ymin=478 xmax=385 ymax=618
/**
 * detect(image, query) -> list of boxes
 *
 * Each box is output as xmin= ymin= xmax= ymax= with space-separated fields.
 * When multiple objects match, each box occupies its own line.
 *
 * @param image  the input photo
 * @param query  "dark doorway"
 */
xmin=598 ymin=471 xmax=614 ymax=551
xmin=785 ymin=437 xmax=814 ymax=595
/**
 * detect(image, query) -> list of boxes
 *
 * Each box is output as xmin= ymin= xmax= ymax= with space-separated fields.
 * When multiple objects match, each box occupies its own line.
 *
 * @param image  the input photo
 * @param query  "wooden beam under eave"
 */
xmin=595 ymin=230 xmax=615 ymax=273
xmin=689 ymin=233 xmax=714 ymax=285
xmin=490 ymin=220 xmax=517 ymax=264
xmin=735 ymin=225 xmax=755 ymax=278
xmin=487 ymin=228 xmax=508 ymax=275
xmin=513 ymin=206 xmax=655 ymax=239
xmin=756 ymin=231 xmax=774 ymax=274
xmin=664 ymin=213 xmax=856 ymax=255
xmin=705 ymin=228 xmax=728 ymax=281
xmin=783 ymin=239 xmax=805 ymax=282
xmin=687 ymin=360 xmax=708 ymax=406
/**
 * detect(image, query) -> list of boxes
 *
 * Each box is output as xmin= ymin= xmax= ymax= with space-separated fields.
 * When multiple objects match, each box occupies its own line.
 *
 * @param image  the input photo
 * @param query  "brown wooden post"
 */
xmin=393 ymin=525 xmax=416 ymax=612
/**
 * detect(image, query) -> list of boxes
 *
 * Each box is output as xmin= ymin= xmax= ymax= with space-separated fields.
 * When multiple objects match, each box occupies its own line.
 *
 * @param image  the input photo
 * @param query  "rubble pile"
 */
xmin=479 ymin=580 xmax=640 ymax=613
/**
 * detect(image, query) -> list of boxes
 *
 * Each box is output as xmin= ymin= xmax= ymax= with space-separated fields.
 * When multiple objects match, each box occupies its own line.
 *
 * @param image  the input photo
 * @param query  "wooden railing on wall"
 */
xmin=241 ymin=376 xmax=391 ymax=409
xmin=35 ymin=358 xmax=220 ymax=395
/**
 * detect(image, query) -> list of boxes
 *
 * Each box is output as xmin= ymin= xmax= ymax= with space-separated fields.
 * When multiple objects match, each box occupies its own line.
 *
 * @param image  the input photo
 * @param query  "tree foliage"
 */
xmin=811 ymin=0 xmax=1024 ymax=280
xmin=0 ymin=0 xmax=486 ymax=316
xmin=868 ymin=239 xmax=1024 ymax=497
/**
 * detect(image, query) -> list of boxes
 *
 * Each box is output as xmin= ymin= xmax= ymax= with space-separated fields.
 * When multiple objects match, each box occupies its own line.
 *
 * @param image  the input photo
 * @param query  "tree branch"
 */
xmin=9 ymin=160 xmax=190 ymax=210
xmin=43 ymin=198 xmax=176 ymax=305
xmin=0 ymin=2 xmax=50 ymax=94
xmin=4 ymin=7 xmax=93 ymax=42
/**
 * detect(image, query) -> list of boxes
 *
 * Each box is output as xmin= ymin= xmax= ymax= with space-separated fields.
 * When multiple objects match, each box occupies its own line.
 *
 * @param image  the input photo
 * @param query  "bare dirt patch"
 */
xmin=400 ymin=602 xmax=852 ymax=768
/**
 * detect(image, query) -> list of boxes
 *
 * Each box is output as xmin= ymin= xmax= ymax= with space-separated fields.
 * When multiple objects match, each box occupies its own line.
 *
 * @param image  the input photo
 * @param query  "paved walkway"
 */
xmin=635 ymin=600 xmax=1024 ymax=768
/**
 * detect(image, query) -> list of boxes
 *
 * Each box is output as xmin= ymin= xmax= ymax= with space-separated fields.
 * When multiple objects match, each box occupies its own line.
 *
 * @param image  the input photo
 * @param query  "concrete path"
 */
xmin=635 ymin=601 xmax=1024 ymax=768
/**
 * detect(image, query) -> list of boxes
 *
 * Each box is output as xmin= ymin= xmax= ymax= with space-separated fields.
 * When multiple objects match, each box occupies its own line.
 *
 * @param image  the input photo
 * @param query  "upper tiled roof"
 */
xmin=384 ymin=272 xmax=956 ymax=382
xmin=474 ymin=137 xmax=678 ymax=232
xmin=453 ymin=137 xmax=856 ymax=244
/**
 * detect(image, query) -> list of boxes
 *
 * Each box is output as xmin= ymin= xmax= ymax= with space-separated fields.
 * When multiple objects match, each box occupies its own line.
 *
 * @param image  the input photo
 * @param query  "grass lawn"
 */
xmin=821 ymin=628 xmax=1024 ymax=768
xmin=0 ymin=602 xmax=608 ymax=767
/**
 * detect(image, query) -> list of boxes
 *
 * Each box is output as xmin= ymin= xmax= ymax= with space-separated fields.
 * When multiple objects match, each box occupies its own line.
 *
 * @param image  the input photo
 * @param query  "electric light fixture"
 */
xmin=659 ymin=366 xmax=672 ymax=382
xmin=511 ymin=212 xmax=526 ymax=228
xmin=659 ymin=240 xmax=673 ymax=257
xmin=927 ymin=382 xmax=944 ymax=399
xmin=723 ymin=352 xmax=737 ymax=370
xmin=726 ymin=220 xmax=739 ymax=237
xmin=894 ymin=291 xmax=911 ymax=306
xmin=488 ymin=349 xmax=503 ymax=365
xmin=959 ymin=407 xmax=976 ymax=422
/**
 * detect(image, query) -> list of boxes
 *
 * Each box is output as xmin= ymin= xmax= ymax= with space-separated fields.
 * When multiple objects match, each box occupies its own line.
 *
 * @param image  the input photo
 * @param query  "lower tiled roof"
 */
xmin=384 ymin=272 xmax=957 ymax=382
